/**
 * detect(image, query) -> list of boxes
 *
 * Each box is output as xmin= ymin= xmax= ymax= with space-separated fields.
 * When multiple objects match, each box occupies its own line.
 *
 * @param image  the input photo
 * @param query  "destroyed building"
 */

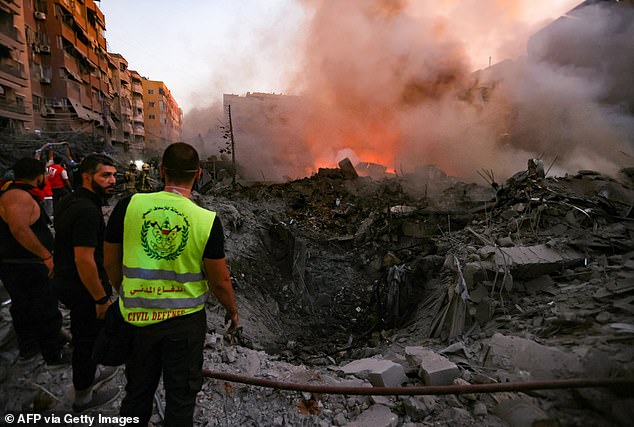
xmin=2 ymin=158 xmax=634 ymax=426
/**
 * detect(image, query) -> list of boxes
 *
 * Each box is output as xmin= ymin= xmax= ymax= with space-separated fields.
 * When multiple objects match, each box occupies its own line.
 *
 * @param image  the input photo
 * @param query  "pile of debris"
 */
xmin=1 ymin=159 xmax=633 ymax=426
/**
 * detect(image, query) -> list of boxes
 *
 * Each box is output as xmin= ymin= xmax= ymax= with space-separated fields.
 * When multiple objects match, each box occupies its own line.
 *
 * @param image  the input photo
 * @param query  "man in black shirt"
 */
xmin=0 ymin=158 xmax=68 ymax=365
xmin=54 ymin=154 xmax=120 ymax=412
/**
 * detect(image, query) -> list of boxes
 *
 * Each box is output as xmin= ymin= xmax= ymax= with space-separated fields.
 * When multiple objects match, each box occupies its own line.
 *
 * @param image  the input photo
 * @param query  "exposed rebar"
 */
xmin=203 ymin=370 xmax=634 ymax=396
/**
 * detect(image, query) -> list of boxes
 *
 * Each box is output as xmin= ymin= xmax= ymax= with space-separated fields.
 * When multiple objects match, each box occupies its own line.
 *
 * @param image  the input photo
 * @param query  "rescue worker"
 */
xmin=104 ymin=142 xmax=238 ymax=427
xmin=123 ymin=163 xmax=138 ymax=197
xmin=54 ymin=154 xmax=120 ymax=412
xmin=47 ymin=155 xmax=72 ymax=211
xmin=136 ymin=162 xmax=153 ymax=193
xmin=0 ymin=158 xmax=69 ymax=365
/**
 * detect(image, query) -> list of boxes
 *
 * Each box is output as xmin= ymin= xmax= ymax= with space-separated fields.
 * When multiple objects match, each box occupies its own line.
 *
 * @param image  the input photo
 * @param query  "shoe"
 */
xmin=72 ymin=386 xmax=120 ymax=413
xmin=92 ymin=366 xmax=120 ymax=389
xmin=44 ymin=348 xmax=71 ymax=369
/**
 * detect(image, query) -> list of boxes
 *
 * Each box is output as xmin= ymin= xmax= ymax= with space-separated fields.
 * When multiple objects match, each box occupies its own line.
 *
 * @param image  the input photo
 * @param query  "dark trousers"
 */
xmin=52 ymin=188 xmax=71 ymax=213
xmin=0 ymin=262 xmax=63 ymax=361
xmin=56 ymin=285 xmax=104 ymax=390
xmin=120 ymin=310 xmax=206 ymax=427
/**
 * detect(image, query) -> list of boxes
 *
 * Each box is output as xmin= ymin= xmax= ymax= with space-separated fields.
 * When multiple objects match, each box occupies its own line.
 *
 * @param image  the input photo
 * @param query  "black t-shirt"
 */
xmin=104 ymin=194 xmax=225 ymax=259
xmin=54 ymin=187 xmax=109 ymax=287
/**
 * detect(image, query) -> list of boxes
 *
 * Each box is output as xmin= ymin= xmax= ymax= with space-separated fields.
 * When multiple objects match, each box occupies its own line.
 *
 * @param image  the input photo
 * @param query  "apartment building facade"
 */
xmin=0 ymin=0 xmax=32 ymax=133
xmin=142 ymin=78 xmax=182 ymax=148
xmin=129 ymin=69 xmax=144 ymax=148
xmin=23 ymin=0 xmax=110 ymax=136
xmin=0 ymin=0 xmax=182 ymax=155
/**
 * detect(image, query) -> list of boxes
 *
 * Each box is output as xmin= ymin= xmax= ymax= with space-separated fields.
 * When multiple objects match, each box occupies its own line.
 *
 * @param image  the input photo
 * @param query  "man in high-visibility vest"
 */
xmin=104 ymin=142 xmax=238 ymax=427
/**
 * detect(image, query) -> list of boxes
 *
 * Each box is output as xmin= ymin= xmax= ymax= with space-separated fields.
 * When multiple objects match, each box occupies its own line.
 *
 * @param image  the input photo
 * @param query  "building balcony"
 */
xmin=73 ymin=13 xmax=87 ymax=32
xmin=55 ymin=0 xmax=72 ymax=12
xmin=0 ymin=98 xmax=27 ymax=115
xmin=90 ymin=75 xmax=101 ymax=90
xmin=60 ymin=22 xmax=75 ymax=44
xmin=97 ymin=33 xmax=106 ymax=50
xmin=75 ymin=39 xmax=88 ymax=59
xmin=88 ymin=49 xmax=99 ymax=67
xmin=0 ymin=59 xmax=26 ymax=86
xmin=0 ymin=24 xmax=20 ymax=50
xmin=133 ymin=125 xmax=145 ymax=136
xmin=1 ymin=1 xmax=20 ymax=15
xmin=131 ymin=82 xmax=142 ymax=94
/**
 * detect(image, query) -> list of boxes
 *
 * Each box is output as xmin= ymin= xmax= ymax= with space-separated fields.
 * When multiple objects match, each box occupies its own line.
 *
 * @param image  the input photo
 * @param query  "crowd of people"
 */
xmin=0 ymin=142 xmax=239 ymax=426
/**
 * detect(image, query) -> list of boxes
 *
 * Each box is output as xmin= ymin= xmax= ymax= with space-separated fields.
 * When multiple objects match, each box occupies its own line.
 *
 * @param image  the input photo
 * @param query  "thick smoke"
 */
xmin=184 ymin=0 xmax=634 ymax=182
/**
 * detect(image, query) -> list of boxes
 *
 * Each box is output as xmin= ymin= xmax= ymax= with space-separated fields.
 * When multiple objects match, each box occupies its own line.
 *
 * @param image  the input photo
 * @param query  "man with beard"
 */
xmin=54 ymin=154 xmax=120 ymax=412
xmin=0 ymin=158 xmax=69 ymax=365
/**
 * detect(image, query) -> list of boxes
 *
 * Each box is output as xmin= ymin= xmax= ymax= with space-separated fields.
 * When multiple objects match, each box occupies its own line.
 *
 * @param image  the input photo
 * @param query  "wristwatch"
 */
xmin=95 ymin=295 xmax=110 ymax=305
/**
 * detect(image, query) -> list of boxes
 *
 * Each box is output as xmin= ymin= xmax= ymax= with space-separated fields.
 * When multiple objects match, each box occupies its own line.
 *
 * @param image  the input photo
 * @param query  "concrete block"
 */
xmin=340 ymin=358 xmax=406 ymax=387
xmin=405 ymin=346 xmax=460 ymax=386
xmin=347 ymin=404 xmax=398 ymax=427
xmin=367 ymin=361 xmax=406 ymax=387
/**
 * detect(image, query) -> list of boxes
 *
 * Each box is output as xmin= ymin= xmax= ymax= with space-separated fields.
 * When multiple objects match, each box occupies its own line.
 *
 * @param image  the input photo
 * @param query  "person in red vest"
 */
xmin=47 ymin=156 xmax=72 ymax=211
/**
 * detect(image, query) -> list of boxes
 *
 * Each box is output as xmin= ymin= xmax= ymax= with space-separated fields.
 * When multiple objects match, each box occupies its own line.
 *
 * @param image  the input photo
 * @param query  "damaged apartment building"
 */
xmin=0 ymin=0 xmax=182 ymax=154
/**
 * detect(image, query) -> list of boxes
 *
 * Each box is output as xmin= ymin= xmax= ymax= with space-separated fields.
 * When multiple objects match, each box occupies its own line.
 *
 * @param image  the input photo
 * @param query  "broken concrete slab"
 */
xmin=484 ymin=333 xmax=583 ymax=379
xmin=484 ymin=244 xmax=585 ymax=279
xmin=347 ymin=404 xmax=398 ymax=427
xmin=405 ymin=346 xmax=460 ymax=385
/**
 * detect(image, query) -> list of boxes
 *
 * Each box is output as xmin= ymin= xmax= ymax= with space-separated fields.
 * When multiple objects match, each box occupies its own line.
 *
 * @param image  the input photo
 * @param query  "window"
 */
xmin=32 ymin=94 xmax=42 ymax=112
xmin=148 ymin=89 xmax=154 ymax=95
xmin=149 ymin=114 xmax=155 ymax=119
xmin=148 ymin=102 xmax=155 ymax=107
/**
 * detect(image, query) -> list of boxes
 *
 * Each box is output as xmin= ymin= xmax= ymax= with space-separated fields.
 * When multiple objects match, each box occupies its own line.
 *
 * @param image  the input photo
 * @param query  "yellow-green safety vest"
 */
xmin=119 ymin=191 xmax=216 ymax=326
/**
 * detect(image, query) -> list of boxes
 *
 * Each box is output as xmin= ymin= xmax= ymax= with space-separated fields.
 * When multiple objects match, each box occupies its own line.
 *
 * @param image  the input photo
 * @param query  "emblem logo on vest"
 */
xmin=140 ymin=206 xmax=190 ymax=260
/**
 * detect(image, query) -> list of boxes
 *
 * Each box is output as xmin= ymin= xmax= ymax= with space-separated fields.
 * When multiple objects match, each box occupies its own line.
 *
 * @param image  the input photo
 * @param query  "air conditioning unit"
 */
xmin=40 ymin=77 xmax=51 ymax=84
xmin=39 ymin=45 xmax=51 ymax=53
xmin=34 ymin=11 xmax=46 ymax=20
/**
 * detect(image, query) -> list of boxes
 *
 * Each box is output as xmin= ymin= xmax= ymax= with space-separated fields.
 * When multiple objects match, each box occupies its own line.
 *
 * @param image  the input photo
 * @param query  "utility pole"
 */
xmin=227 ymin=104 xmax=236 ymax=186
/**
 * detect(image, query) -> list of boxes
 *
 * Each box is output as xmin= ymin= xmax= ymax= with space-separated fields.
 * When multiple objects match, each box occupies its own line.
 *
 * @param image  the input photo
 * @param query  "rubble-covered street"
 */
xmin=1 ymin=161 xmax=633 ymax=426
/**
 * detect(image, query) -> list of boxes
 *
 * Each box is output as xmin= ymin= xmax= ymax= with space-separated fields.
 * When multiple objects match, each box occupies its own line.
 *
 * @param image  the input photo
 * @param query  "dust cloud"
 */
xmin=184 ymin=0 xmax=634 ymax=182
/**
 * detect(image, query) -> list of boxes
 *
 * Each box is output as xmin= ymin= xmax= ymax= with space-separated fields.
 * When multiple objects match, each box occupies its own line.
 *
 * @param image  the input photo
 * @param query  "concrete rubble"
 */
xmin=1 ymin=160 xmax=634 ymax=426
